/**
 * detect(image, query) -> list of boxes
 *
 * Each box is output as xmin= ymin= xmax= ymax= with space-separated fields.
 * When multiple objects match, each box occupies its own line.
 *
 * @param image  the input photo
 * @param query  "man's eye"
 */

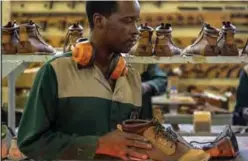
xmin=126 ymin=18 xmax=133 ymax=23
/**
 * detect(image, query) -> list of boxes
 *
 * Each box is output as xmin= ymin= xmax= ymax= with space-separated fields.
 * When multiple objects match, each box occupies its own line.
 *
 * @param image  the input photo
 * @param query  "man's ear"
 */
xmin=93 ymin=13 xmax=107 ymax=29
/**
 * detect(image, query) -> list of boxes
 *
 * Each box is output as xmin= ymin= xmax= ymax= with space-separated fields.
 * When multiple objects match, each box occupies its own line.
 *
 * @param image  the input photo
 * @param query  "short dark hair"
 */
xmin=86 ymin=1 xmax=118 ymax=29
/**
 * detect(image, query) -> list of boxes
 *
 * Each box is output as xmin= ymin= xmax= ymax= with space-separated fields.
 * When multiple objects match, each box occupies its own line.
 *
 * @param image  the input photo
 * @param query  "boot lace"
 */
xmin=190 ymin=140 xmax=214 ymax=150
xmin=153 ymin=119 xmax=177 ymax=148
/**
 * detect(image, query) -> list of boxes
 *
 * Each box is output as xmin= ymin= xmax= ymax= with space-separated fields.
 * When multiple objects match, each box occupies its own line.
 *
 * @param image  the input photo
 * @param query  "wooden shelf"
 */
xmin=3 ymin=54 xmax=248 ymax=64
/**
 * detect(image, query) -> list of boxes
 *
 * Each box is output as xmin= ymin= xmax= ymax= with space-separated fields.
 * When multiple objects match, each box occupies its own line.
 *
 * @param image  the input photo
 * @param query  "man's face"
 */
xmin=103 ymin=1 xmax=140 ymax=53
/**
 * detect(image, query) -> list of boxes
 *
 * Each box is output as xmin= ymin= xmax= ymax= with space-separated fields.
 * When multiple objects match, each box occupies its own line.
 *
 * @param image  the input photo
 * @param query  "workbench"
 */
xmin=184 ymin=136 xmax=248 ymax=161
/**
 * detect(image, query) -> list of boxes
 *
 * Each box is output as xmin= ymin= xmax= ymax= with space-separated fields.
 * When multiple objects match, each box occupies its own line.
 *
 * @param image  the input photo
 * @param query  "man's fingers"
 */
xmin=124 ymin=132 xmax=149 ymax=142
xmin=127 ymin=140 xmax=152 ymax=149
xmin=127 ymin=150 xmax=148 ymax=160
xmin=120 ymin=155 xmax=130 ymax=161
xmin=128 ymin=156 xmax=145 ymax=161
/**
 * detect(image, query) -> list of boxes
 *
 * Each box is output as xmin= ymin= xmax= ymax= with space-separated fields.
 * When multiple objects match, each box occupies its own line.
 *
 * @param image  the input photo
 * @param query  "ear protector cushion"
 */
xmin=108 ymin=53 xmax=128 ymax=80
xmin=71 ymin=41 xmax=95 ymax=67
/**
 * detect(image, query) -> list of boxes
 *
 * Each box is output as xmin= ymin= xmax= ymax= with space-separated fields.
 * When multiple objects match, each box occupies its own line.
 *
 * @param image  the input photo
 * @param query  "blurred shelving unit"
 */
xmin=2 ymin=0 xmax=248 ymax=134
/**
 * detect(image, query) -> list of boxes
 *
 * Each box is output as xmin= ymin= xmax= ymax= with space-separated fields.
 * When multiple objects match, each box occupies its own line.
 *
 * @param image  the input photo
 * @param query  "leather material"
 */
xmin=203 ymin=137 xmax=235 ymax=158
xmin=154 ymin=23 xmax=181 ymax=57
xmin=2 ymin=21 xmax=19 ymax=55
xmin=214 ymin=124 xmax=239 ymax=154
xmin=241 ymin=39 xmax=248 ymax=56
xmin=182 ymin=23 xmax=220 ymax=56
xmin=135 ymin=23 xmax=153 ymax=56
xmin=217 ymin=21 xmax=239 ymax=56
xmin=191 ymin=125 xmax=238 ymax=159
xmin=63 ymin=23 xmax=84 ymax=53
xmin=121 ymin=119 xmax=209 ymax=161
xmin=17 ymin=21 xmax=55 ymax=55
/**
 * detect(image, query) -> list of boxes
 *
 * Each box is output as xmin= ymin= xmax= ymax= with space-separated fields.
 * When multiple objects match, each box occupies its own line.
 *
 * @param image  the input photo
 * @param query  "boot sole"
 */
xmin=178 ymin=149 xmax=211 ymax=161
xmin=17 ymin=41 xmax=55 ymax=55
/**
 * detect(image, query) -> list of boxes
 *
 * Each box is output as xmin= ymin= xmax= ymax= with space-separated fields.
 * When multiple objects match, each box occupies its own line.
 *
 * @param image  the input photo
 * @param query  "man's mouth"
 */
xmin=128 ymin=39 xmax=138 ymax=46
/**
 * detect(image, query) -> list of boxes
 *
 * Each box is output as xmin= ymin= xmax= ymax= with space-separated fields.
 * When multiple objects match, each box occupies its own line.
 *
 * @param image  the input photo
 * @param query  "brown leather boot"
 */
xmin=63 ymin=23 xmax=84 ymax=53
xmin=215 ymin=124 xmax=239 ymax=154
xmin=241 ymin=39 xmax=248 ymax=56
xmin=119 ymin=119 xmax=210 ymax=161
xmin=154 ymin=23 xmax=181 ymax=57
xmin=134 ymin=23 xmax=153 ymax=56
xmin=182 ymin=23 xmax=220 ymax=56
xmin=190 ymin=125 xmax=238 ymax=159
xmin=17 ymin=20 xmax=56 ymax=55
xmin=2 ymin=21 xmax=19 ymax=54
xmin=217 ymin=21 xmax=239 ymax=56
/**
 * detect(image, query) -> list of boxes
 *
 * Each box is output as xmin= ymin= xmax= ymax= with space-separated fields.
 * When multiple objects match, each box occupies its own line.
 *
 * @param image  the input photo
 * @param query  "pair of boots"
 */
xmin=182 ymin=21 xmax=247 ymax=56
xmin=1 ymin=125 xmax=27 ymax=160
xmin=134 ymin=23 xmax=181 ymax=57
xmin=117 ymin=119 xmax=239 ymax=161
xmin=2 ymin=21 xmax=55 ymax=55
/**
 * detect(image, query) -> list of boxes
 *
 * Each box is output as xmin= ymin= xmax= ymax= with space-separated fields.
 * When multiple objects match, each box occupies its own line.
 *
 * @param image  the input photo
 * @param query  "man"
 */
xmin=17 ymin=1 xmax=152 ymax=160
xmin=233 ymin=64 xmax=248 ymax=126
xmin=139 ymin=64 xmax=167 ymax=120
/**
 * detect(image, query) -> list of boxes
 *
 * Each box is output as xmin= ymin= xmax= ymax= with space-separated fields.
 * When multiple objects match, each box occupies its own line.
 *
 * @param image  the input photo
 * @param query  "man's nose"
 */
xmin=131 ymin=23 xmax=140 ymax=36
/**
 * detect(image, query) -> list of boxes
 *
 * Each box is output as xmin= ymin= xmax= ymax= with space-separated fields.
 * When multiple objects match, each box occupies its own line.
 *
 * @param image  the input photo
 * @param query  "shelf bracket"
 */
xmin=4 ymin=61 xmax=30 ymax=131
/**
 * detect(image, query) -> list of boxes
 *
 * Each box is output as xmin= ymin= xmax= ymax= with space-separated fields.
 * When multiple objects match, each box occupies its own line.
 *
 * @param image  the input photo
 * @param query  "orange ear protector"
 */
xmin=71 ymin=39 xmax=128 ymax=80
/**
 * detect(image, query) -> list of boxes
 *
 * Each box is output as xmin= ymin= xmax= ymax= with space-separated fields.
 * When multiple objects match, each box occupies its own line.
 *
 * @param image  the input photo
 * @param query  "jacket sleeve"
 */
xmin=235 ymin=70 xmax=248 ymax=114
xmin=17 ymin=62 xmax=99 ymax=160
xmin=143 ymin=64 xmax=167 ymax=96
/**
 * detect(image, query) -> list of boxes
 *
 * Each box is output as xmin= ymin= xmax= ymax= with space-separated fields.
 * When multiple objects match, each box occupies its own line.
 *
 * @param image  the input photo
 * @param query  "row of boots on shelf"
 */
xmin=134 ymin=21 xmax=248 ymax=57
xmin=2 ymin=21 xmax=56 ymax=55
xmin=2 ymin=20 xmax=84 ymax=55
xmin=2 ymin=20 xmax=248 ymax=57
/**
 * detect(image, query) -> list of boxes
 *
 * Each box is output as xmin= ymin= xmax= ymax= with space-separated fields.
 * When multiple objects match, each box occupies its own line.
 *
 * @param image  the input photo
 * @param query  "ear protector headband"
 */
xmin=71 ymin=39 xmax=128 ymax=80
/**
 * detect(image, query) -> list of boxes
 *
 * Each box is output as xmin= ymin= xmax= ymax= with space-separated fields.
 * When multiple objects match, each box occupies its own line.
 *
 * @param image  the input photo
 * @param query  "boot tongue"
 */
xmin=138 ymin=23 xmax=153 ymax=32
xmin=204 ymin=23 xmax=219 ymax=36
xmin=69 ymin=23 xmax=83 ymax=31
xmin=2 ymin=21 xmax=18 ymax=30
xmin=222 ymin=21 xmax=236 ymax=32
xmin=153 ymin=121 xmax=177 ymax=142
xmin=156 ymin=23 xmax=172 ymax=33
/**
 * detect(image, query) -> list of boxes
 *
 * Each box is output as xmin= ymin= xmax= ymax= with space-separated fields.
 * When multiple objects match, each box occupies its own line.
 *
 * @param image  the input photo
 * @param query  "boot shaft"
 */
xmin=2 ymin=21 xmax=19 ymax=44
xmin=137 ymin=23 xmax=153 ymax=44
xmin=218 ymin=21 xmax=236 ymax=45
xmin=134 ymin=23 xmax=153 ymax=56
xmin=154 ymin=23 xmax=181 ymax=56
xmin=155 ymin=23 xmax=172 ymax=44
xmin=203 ymin=23 xmax=220 ymax=45
xmin=2 ymin=21 xmax=19 ymax=54
xmin=63 ymin=23 xmax=84 ymax=53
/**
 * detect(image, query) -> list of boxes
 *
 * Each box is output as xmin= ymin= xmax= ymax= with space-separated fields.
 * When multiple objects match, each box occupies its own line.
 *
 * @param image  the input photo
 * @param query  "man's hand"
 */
xmin=142 ymin=83 xmax=152 ymax=95
xmin=96 ymin=130 xmax=152 ymax=161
